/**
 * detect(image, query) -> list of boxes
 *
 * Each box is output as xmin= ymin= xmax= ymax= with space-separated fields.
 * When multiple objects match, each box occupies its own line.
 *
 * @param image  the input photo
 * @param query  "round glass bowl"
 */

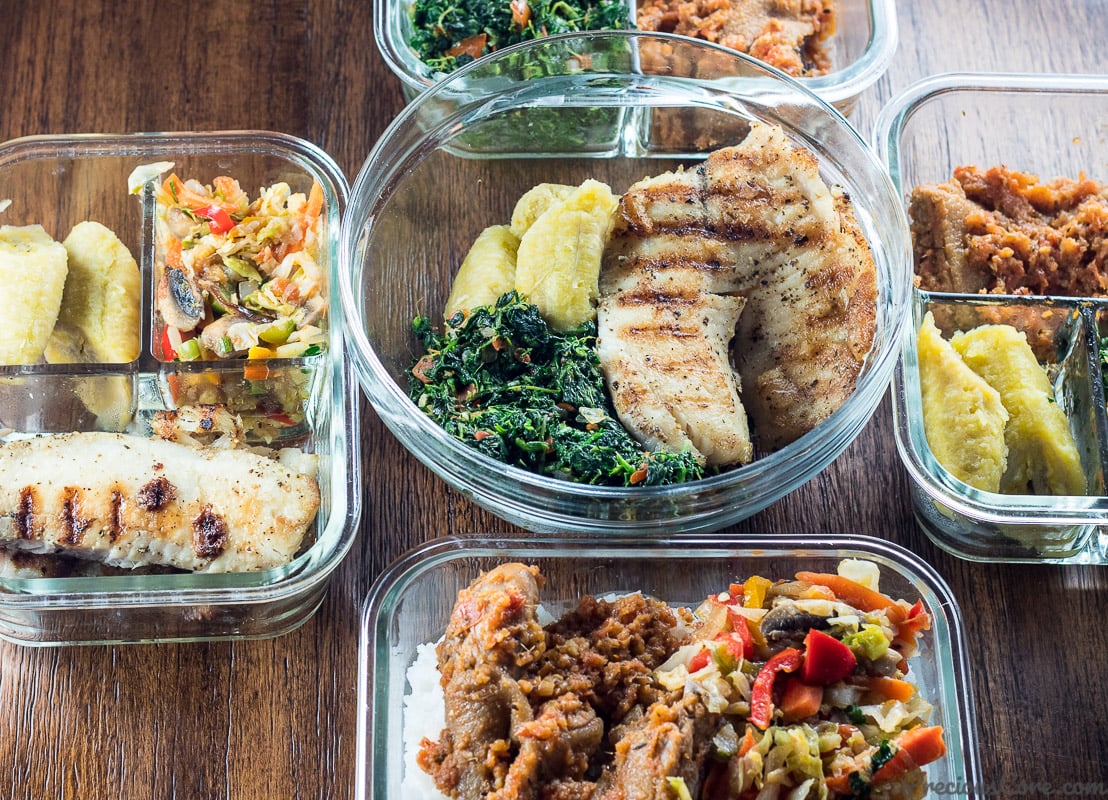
xmin=340 ymin=31 xmax=912 ymax=534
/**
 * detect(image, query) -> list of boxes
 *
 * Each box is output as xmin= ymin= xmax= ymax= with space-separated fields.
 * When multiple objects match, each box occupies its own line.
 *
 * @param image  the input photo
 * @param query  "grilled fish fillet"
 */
xmin=0 ymin=432 xmax=320 ymax=572
xmin=598 ymin=122 xmax=877 ymax=460
xmin=596 ymin=273 xmax=751 ymax=466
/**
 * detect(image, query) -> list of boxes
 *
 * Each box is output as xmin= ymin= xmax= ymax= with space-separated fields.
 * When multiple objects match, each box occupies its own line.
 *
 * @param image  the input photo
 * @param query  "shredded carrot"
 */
xmin=244 ymin=362 xmax=270 ymax=381
xmin=412 ymin=355 xmax=436 ymax=384
xmin=871 ymin=726 xmax=946 ymax=785
xmin=864 ymin=676 xmax=916 ymax=703
xmin=629 ymin=465 xmax=649 ymax=484
xmin=737 ymin=726 xmax=758 ymax=757
xmin=165 ymin=236 xmax=184 ymax=269
xmin=824 ymin=774 xmax=854 ymax=794
xmin=210 ymin=175 xmax=246 ymax=210
xmin=445 ymin=33 xmax=487 ymax=60
xmin=511 ymin=0 xmax=531 ymax=28
xmin=794 ymin=572 xmax=907 ymax=622
xmin=304 ymin=181 xmax=324 ymax=230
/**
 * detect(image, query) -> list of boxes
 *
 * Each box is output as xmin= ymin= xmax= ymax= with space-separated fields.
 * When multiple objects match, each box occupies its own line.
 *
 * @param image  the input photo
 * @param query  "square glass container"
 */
xmin=356 ymin=533 xmax=982 ymax=799
xmin=0 ymin=132 xmax=360 ymax=644
xmin=375 ymin=0 xmax=896 ymax=113
xmin=341 ymin=32 xmax=912 ymax=535
xmin=874 ymin=73 xmax=1108 ymax=564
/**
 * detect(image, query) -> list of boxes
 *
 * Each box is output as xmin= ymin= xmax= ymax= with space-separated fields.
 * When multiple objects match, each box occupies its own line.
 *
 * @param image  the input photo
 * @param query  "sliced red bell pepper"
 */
xmin=725 ymin=607 xmax=755 ymax=660
xmin=688 ymin=646 xmax=711 ymax=673
xmin=195 ymin=204 xmax=235 ymax=234
xmin=160 ymin=326 xmax=176 ymax=361
xmin=748 ymin=647 xmax=802 ymax=730
xmin=802 ymin=628 xmax=857 ymax=685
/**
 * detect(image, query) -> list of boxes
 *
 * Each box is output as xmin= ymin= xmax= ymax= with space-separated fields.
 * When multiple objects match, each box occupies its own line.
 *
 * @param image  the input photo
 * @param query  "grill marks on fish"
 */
xmin=192 ymin=505 xmax=228 ymax=559
xmin=60 ymin=487 xmax=91 ymax=546
xmin=16 ymin=487 xmax=36 ymax=540
xmin=597 ymin=123 xmax=878 ymax=462
xmin=137 ymin=477 xmax=177 ymax=511
xmin=0 ymin=432 xmax=319 ymax=572
xmin=109 ymin=489 xmax=124 ymax=543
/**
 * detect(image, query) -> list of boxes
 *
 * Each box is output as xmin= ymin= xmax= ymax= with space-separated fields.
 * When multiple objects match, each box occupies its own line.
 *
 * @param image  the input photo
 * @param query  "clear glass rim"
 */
xmin=873 ymin=71 xmax=1108 ymax=195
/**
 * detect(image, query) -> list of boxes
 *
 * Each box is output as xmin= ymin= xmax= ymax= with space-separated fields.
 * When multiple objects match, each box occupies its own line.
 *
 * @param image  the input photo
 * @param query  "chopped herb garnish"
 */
xmin=871 ymin=739 xmax=896 ymax=773
xmin=846 ymin=704 xmax=867 ymax=726
xmin=848 ymin=771 xmax=871 ymax=797
xmin=1100 ymin=336 xmax=1108 ymax=399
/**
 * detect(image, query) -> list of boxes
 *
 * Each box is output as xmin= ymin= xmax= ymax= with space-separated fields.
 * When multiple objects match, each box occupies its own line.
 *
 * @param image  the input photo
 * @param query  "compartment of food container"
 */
xmin=896 ymin=292 xmax=1108 ymax=562
xmin=0 ymin=132 xmax=359 ymax=644
xmin=875 ymin=73 xmax=1108 ymax=563
xmin=376 ymin=0 xmax=895 ymax=114
xmin=357 ymin=533 xmax=981 ymax=800
xmin=340 ymin=31 xmax=912 ymax=534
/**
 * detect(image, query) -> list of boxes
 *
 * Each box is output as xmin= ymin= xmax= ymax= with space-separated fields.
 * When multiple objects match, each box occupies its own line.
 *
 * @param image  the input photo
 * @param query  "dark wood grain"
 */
xmin=1 ymin=1 xmax=1106 ymax=798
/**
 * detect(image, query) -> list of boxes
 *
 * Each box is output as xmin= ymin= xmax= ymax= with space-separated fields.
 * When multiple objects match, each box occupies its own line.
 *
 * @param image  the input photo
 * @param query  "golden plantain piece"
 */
xmin=0 ymin=224 xmax=68 ymax=366
xmin=444 ymin=224 xmax=520 ymax=321
xmin=45 ymin=220 xmax=141 ymax=364
xmin=509 ymin=183 xmax=575 ymax=239
xmin=952 ymin=323 xmax=1086 ymax=496
xmin=514 ymin=179 xmax=618 ymax=331
xmin=917 ymin=312 xmax=1008 ymax=492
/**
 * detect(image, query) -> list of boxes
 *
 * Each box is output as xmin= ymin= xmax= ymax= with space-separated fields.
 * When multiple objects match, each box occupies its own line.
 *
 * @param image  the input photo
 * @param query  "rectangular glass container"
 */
xmin=875 ymin=73 xmax=1108 ymax=564
xmin=0 ymin=132 xmax=360 ymax=644
xmin=375 ymin=0 xmax=896 ymax=113
xmin=356 ymin=534 xmax=981 ymax=799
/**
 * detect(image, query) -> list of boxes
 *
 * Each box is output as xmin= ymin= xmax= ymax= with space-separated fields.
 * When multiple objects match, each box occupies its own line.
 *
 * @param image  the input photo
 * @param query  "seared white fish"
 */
xmin=0 ymin=432 xmax=319 ymax=573
xmin=599 ymin=123 xmax=877 ymax=460
xmin=596 ymin=273 xmax=751 ymax=466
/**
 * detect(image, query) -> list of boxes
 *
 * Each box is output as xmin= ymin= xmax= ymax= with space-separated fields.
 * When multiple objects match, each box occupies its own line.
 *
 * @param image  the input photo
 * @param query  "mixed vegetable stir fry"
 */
xmin=408 ymin=291 xmax=704 ymax=486
xmin=154 ymin=174 xmax=327 ymax=365
xmin=660 ymin=560 xmax=945 ymax=798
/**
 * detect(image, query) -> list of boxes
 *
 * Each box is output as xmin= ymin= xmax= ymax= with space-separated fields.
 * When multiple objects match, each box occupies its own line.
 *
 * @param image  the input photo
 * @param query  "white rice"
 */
xmin=402 ymin=640 xmax=450 ymax=800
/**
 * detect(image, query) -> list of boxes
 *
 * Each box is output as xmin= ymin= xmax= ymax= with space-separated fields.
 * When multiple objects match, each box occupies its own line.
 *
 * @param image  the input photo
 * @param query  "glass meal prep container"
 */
xmin=356 ymin=533 xmax=982 ymax=799
xmin=375 ymin=0 xmax=896 ymax=114
xmin=339 ymin=31 xmax=912 ymax=535
xmin=875 ymin=73 xmax=1108 ymax=564
xmin=0 ymin=131 xmax=360 ymax=644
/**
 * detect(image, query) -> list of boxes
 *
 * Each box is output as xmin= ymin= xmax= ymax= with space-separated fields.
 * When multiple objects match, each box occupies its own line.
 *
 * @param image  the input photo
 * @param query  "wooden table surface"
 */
xmin=2 ymin=1 xmax=1107 ymax=797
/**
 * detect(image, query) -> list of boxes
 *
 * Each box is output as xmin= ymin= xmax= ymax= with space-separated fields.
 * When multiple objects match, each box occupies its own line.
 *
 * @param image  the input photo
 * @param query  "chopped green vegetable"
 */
xmin=175 ymin=337 xmax=201 ymax=361
xmin=1100 ymin=336 xmax=1108 ymax=400
xmin=665 ymin=776 xmax=693 ymax=800
xmin=843 ymin=625 xmax=891 ymax=662
xmin=848 ymin=771 xmax=871 ymax=797
xmin=846 ymin=704 xmax=867 ymax=726
xmin=871 ymin=739 xmax=896 ymax=773
xmin=224 ymin=255 xmax=262 ymax=281
xmin=259 ymin=318 xmax=297 ymax=345
xmin=408 ymin=291 xmax=704 ymax=486
xmin=410 ymin=0 xmax=630 ymax=74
